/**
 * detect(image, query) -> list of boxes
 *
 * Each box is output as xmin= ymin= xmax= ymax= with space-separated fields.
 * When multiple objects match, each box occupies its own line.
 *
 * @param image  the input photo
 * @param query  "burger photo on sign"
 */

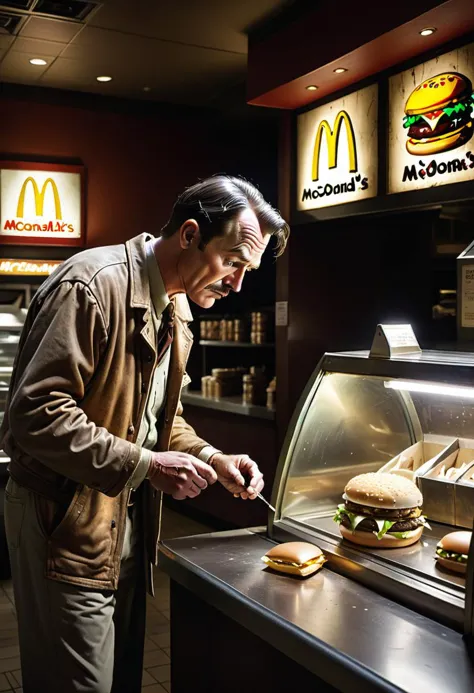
xmin=334 ymin=473 xmax=431 ymax=548
xmin=403 ymin=72 xmax=474 ymax=156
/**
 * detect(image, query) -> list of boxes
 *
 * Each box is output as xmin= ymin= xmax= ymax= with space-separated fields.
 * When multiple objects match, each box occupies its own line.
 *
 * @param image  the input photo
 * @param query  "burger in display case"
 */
xmin=436 ymin=531 xmax=472 ymax=575
xmin=333 ymin=472 xmax=430 ymax=548
xmin=269 ymin=348 xmax=474 ymax=631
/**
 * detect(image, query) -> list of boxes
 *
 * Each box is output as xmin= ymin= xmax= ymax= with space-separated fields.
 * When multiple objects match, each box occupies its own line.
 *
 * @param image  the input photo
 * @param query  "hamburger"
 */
xmin=435 ymin=531 xmax=472 ymax=575
xmin=334 ymin=473 xmax=430 ymax=548
xmin=262 ymin=541 xmax=326 ymax=577
xmin=403 ymin=72 xmax=474 ymax=155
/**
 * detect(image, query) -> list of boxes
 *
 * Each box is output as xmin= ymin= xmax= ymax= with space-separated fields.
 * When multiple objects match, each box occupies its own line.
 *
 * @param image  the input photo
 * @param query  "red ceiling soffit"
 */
xmin=247 ymin=0 xmax=474 ymax=110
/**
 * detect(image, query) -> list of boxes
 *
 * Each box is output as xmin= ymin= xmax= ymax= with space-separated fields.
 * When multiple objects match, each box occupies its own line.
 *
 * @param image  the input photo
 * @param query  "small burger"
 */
xmin=262 ymin=541 xmax=326 ymax=577
xmin=435 ymin=531 xmax=472 ymax=575
xmin=334 ymin=472 xmax=430 ymax=548
xmin=403 ymin=72 xmax=474 ymax=155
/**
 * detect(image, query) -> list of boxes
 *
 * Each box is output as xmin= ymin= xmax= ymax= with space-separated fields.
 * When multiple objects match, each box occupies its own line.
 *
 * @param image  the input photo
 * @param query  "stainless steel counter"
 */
xmin=159 ymin=529 xmax=474 ymax=693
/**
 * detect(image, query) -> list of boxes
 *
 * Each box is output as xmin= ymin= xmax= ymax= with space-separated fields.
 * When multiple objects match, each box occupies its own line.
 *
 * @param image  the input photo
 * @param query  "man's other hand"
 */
xmin=210 ymin=453 xmax=264 ymax=499
xmin=148 ymin=451 xmax=217 ymax=500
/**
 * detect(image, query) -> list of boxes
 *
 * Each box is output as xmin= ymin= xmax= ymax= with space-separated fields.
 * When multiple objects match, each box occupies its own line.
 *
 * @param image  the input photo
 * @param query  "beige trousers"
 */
xmin=4 ymin=477 xmax=146 ymax=693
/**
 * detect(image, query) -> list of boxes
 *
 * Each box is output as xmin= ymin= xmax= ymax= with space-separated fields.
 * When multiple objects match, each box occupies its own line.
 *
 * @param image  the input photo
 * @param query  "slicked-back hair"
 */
xmin=160 ymin=175 xmax=289 ymax=256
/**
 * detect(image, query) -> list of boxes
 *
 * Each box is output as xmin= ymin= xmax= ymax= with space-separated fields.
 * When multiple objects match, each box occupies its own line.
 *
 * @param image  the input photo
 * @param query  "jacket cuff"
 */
xmin=126 ymin=448 xmax=152 ymax=489
xmin=197 ymin=445 xmax=222 ymax=465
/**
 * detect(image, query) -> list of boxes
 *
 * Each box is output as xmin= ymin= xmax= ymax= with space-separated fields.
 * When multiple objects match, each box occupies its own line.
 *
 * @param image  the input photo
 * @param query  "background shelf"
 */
xmin=199 ymin=340 xmax=275 ymax=348
xmin=181 ymin=390 xmax=275 ymax=420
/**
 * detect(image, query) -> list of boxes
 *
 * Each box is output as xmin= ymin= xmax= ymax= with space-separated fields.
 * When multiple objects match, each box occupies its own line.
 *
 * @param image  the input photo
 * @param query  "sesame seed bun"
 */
xmin=344 ymin=473 xmax=423 ymax=510
xmin=405 ymin=72 xmax=470 ymax=116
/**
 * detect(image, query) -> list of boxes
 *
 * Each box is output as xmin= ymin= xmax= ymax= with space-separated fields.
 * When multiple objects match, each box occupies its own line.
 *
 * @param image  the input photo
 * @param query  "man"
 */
xmin=0 ymin=175 xmax=289 ymax=693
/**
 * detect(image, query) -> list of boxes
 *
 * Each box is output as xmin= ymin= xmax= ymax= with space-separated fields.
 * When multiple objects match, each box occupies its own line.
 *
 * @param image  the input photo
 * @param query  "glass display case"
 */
xmin=270 ymin=350 xmax=474 ymax=632
xmin=0 ymin=306 xmax=24 ymax=435
xmin=0 ymin=306 xmax=23 ymax=579
xmin=0 ymin=362 xmax=13 ymax=442
xmin=0 ymin=300 xmax=26 ymax=468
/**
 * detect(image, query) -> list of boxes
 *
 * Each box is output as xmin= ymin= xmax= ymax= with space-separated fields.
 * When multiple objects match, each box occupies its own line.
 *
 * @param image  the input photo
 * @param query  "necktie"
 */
xmin=156 ymin=302 xmax=175 ymax=363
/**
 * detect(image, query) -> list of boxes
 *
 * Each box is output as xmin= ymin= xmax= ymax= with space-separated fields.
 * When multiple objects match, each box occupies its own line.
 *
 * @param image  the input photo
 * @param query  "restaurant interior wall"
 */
xmin=270 ymin=28 xmax=474 ymax=443
xmin=275 ymin=209 xmax=473 ymax=435
xmin=0 ymin=84 xmax=282 ymax=530
xmin=0 ymin=84 xmax=280 ymax=254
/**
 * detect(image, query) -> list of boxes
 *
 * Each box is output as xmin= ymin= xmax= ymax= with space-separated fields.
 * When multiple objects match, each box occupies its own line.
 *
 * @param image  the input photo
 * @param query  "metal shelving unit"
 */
xmin=199 ymin=340 xmax=275 ymax=376
xmin=199 ymin=340 xmax=275 ymax=348
xmin=181 ymin=390 xmax=275 ymax=421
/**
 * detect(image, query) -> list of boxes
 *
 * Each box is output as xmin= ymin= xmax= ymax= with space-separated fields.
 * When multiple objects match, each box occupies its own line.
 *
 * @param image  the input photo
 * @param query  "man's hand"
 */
xmin=148 ymin=451 xmax=217 ymax=500
xmin=210 ymin=453 xmax=264 ymax=500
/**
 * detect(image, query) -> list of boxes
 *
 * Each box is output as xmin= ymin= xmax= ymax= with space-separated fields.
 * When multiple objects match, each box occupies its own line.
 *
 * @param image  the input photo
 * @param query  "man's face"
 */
xmin=179 ymin=207 xmax=271 ymax=308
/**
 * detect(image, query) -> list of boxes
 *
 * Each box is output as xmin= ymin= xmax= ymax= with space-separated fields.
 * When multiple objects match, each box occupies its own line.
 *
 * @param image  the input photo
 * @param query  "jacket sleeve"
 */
xmin=167 ymin=400 xmax=213 ymax=459
xmin=8 ymin=281 xmax=142 ymax=496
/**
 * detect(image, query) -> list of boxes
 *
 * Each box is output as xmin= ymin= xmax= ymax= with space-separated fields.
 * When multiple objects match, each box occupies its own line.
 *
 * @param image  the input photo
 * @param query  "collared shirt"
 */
xmin=121 ymin=240 xmax=219 ymax=562
xmin=137 ymin=240 xmax=172 ymax=453
xmin=121 ymin=240 xmax=171 ymax=563
xmin=128 ymin=240 xmax=219 ymax=493
xmin=125 ymin=240 xmax=171 ymax=490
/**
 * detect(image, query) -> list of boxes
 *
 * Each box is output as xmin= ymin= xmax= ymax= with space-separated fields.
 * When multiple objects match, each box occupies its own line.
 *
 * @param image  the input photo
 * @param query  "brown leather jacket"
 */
xmin=0 ymin=233 xmax=208 ymax=591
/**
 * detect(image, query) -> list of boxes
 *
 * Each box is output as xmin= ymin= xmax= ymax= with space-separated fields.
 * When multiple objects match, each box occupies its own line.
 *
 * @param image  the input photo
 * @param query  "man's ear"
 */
xmin=179 ymin=219 xmax=200 ymax=250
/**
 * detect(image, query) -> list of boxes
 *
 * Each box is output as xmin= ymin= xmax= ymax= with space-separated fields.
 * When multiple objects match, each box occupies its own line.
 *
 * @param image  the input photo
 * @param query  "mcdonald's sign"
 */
xmin=297 ymin=84 xmax=378 ymax=211
xmin=16 ymin=177 xmax=63 ymax=220
xmin=0 ymin=259 xmax=62 ymax=276
xmin=0 ymin=162 xmax=84 ymax=246
xmin=311 ymin=110 xmax=358 ymax=182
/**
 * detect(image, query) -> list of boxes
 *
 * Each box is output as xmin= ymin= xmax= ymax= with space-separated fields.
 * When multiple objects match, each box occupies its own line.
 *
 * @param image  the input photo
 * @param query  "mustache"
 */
xmin=206 ymin=282 xmax=230 ymax=297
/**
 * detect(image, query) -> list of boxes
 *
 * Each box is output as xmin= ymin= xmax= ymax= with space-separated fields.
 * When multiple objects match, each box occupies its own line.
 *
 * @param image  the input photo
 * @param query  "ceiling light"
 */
xmin=306 ymin=85 xmax=318 ymax=91
xmin=96 ymin=75 xmax=112 ymax=82
xmin=143 ymin=86 xmax=151 ymax=92
xmin=419 ymin=27 xmax=437 ymax=36
xmin=30 ymin=58 xmax=47 ymax=66
xmin=334 ymin=68 xmax=347 ymax=74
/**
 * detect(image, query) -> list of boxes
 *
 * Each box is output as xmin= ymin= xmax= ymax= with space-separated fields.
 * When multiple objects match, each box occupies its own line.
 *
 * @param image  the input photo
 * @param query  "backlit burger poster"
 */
xmin=388 ymin=42 xmax=474 ymax=194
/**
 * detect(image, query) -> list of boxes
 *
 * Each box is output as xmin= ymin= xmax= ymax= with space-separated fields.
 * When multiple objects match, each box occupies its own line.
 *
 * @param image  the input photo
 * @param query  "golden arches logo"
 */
xmin=16 ymin=177 xmax=63 ymax=220
xmin=311 ymin=110 xmax=358 ymax=181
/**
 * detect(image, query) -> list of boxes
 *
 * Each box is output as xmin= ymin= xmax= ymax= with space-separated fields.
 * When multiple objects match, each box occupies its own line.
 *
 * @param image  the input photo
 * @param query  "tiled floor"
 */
xmin=0 ymin=507 xmax=213 ymax=693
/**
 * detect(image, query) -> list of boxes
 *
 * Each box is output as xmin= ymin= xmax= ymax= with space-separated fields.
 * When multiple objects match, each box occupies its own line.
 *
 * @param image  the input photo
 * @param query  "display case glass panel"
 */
xmin=272 ymin=351 xmax=474 ymax=631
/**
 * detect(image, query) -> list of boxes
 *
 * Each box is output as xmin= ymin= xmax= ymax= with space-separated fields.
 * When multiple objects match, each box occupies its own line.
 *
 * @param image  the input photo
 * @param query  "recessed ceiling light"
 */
xmin=419 ymin=27 xmax=437 ymax=36
xmin=96 ymin=75 xmax=112 ymax=82
xmin=334 ymin=67 xmax=347 ymax=74
xmin=30 ymin=58 xmax=47 ymax=66
xmin=306 ymin=85 xmax=318 ymax=91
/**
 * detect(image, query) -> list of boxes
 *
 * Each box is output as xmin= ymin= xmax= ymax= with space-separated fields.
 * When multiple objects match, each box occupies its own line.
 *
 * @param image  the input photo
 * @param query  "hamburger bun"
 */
xmin=405 ymin=72 xmax=469 ymax=115
xmin=262 ymin=541 xmax=326 ymax=577
xmin=406 ymin=123 xmax=472 ymax=156
xmin=339 ymin=524 xmax=423 ymax=549
xmin=436 ymin=556 xmax=466 ymax=575
xmin=344 ymin=473 xmax=423 ymax=509
xmin=436 ymin=531 xmax=471 ymax=575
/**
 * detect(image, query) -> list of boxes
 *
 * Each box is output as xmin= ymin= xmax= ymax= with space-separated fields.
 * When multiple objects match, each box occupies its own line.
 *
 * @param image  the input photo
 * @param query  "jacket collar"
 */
xmin=125 ymin=233 xmax=193 ymax=323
